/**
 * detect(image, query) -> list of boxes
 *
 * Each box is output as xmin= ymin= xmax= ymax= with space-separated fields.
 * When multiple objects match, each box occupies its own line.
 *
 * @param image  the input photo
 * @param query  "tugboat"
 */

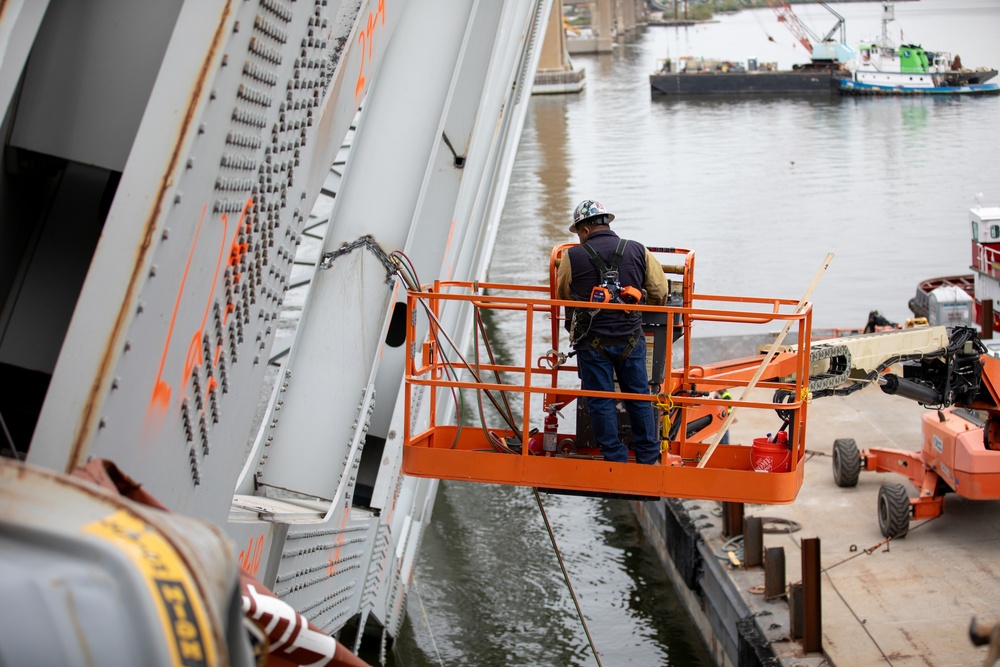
xmin=908 ymin=198 xmax=1000 ymax=333
xmin=840 ymin=2 xmax=999 ymax=95
xmin=968 ymin=200 xmax=1000 ymax=333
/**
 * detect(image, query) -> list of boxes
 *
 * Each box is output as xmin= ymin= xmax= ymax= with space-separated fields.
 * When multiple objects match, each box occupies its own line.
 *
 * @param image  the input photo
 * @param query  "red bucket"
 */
xmin=751 ymin=432 xmax=791 ymax=473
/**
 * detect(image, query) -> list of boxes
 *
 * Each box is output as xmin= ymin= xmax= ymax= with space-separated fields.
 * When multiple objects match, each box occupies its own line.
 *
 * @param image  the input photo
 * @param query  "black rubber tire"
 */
xmin=832 ymin=438 xmax=861 ymax=488
xmin=878 ymin=483 xmax=911 ymax=538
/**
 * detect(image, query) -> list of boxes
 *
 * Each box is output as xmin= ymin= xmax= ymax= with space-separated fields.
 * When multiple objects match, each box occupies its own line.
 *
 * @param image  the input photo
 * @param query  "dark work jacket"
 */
xmin=566 ymin=228 xmax=646 ymax=344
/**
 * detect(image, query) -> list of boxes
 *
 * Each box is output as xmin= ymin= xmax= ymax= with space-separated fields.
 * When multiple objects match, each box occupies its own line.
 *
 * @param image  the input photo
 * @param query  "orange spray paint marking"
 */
xmin=238 ymin=534 xmax=266 ymax=578
xmin=326 ymin=512 xmax=351 ymax=576
xmin=228 ymin=239 xmax=248 ymax=273
xmin=182 ymin=209 xmax=233 ymax=384
xmin=183 ymin=329 xmax=205 ymax=388
xmin=182 ymin=199 xmax=252 ymax=402
xmin=224 ymin=211 xmax=252 ymax=324
xmin=148 ymin=197 xmax=252 ymax=423
xmin=326 ymin=532 xmax=346 ymax=576
xmin=149 ymin=205 xmax=209 ymax=419
xmin=354 ymin=0 xmax=386 ymax=102
xmin=181 ymin=244 xmax=222 ymax=384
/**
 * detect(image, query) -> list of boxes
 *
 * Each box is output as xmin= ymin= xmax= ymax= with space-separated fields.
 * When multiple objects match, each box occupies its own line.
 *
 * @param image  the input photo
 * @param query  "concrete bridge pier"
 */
xmin=566 ymin=0 xmax=645 ymax=55
xmin=533 ymin=0 xmax=586 ymax=94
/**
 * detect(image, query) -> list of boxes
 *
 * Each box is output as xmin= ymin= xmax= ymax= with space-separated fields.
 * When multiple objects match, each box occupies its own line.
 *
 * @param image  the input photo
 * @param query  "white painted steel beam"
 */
xmin=248 ymin=0 xmax=551 ymax=631
xmin=252 ymin=0 xmax=550 ymax=503
xmin=13 ymin=0 xmax=550 ymax=642
xmin=0 ymin=0 xmax=50 ymax=127
xmin=29 ymin=0 xmax=399 ymax=527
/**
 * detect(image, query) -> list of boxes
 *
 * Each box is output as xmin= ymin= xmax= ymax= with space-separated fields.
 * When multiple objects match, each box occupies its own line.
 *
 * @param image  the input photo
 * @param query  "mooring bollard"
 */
xmin=722 ymin=501 xmax=745 ymax=538
xmin=743 ymin=515 xmax=763 ymax=567
xmin=789 ymin=581 xmax=803 ymax=639
xmin=802 ymin=537 xmax=822 ymax=653
xmin=764 ymin=546 xmax=785 ymax=600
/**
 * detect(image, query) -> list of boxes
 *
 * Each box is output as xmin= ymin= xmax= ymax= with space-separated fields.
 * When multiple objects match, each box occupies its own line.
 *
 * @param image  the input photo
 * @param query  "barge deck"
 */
xmin=632 ymin=344 xmax=1000 ymax=666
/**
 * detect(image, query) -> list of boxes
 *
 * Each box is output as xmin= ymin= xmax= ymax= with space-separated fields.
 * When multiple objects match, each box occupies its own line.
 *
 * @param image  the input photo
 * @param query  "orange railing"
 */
xmin=401 ymin=249 xmax=815 ymax=503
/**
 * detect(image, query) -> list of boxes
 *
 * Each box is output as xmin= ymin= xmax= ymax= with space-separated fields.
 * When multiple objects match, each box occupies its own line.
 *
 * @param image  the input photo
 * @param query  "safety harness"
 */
xmin=570 ymin=239 xmax=644 ymax=362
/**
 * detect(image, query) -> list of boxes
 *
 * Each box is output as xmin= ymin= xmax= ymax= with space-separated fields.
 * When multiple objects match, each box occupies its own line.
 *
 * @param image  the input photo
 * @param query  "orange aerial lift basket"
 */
xmin=402 ymin=246 xmax=816 ymax=503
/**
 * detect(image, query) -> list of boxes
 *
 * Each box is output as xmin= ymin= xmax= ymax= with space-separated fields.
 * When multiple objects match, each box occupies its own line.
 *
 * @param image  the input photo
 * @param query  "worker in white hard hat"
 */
xmin=556 ymin=200 xmax=669 ymax=464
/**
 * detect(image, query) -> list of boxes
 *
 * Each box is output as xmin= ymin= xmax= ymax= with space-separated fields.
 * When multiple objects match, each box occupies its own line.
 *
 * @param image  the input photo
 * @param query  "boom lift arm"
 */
xmin=804 ymin=325 xmax=995 ymax=416
xmin=812 ymin=325 xmax=1000 ymax=537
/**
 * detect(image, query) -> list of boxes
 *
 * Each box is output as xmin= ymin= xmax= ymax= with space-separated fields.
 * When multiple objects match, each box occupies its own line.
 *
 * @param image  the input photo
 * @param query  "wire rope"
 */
xmin=532 ymin=489 xmax=604 ymax=667
xmin=817 ymin=516 xmax=942 ymax=666
xmin=392 ymin=251 xmax=467 ymax=446
xmin=392 ymin=252 xmax=522 ymax=450
xmin=473 ymin=295 xmax=516 ymax=425
xmin=412 ymin=578 xmax=446 ymax=667
xmin=823 ymin=572 xmax=894 ymax=666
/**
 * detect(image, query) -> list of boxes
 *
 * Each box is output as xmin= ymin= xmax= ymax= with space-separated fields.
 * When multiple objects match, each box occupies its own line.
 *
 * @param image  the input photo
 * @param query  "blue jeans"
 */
xmin=577 ymin=340 xmax=660 ymax=464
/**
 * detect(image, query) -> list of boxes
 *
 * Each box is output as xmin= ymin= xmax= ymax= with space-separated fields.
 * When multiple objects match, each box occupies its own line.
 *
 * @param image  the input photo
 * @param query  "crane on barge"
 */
xmin=765 ymin=0 xmax=849 ymax=68
xmin=768 ymin=0 xmax=819 ymax=54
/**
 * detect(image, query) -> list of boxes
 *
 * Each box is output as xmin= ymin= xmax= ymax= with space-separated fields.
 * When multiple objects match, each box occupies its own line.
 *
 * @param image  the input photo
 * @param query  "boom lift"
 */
xmin=401 ymin=239 xmax=1000 ymax=515
xmin=823 ymin=325 xmax=1000 ymax=537
xmin=401 ymin=244 xmax=827 ymax=504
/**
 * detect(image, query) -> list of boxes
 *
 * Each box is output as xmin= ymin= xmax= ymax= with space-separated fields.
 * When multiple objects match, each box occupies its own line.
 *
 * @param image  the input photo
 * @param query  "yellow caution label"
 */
xmin=83 ymin=510 xmax=218 ymax=666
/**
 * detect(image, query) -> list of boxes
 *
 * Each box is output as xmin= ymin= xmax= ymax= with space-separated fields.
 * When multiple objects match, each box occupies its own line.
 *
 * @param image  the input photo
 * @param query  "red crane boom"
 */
xmin=767 ymin=1 xmax=816 ymax=54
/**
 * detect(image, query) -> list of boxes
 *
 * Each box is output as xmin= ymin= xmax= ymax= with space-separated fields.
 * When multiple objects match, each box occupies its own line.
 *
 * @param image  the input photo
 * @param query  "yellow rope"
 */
xmin=655 ymin=393 xmax=674 ymax=452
